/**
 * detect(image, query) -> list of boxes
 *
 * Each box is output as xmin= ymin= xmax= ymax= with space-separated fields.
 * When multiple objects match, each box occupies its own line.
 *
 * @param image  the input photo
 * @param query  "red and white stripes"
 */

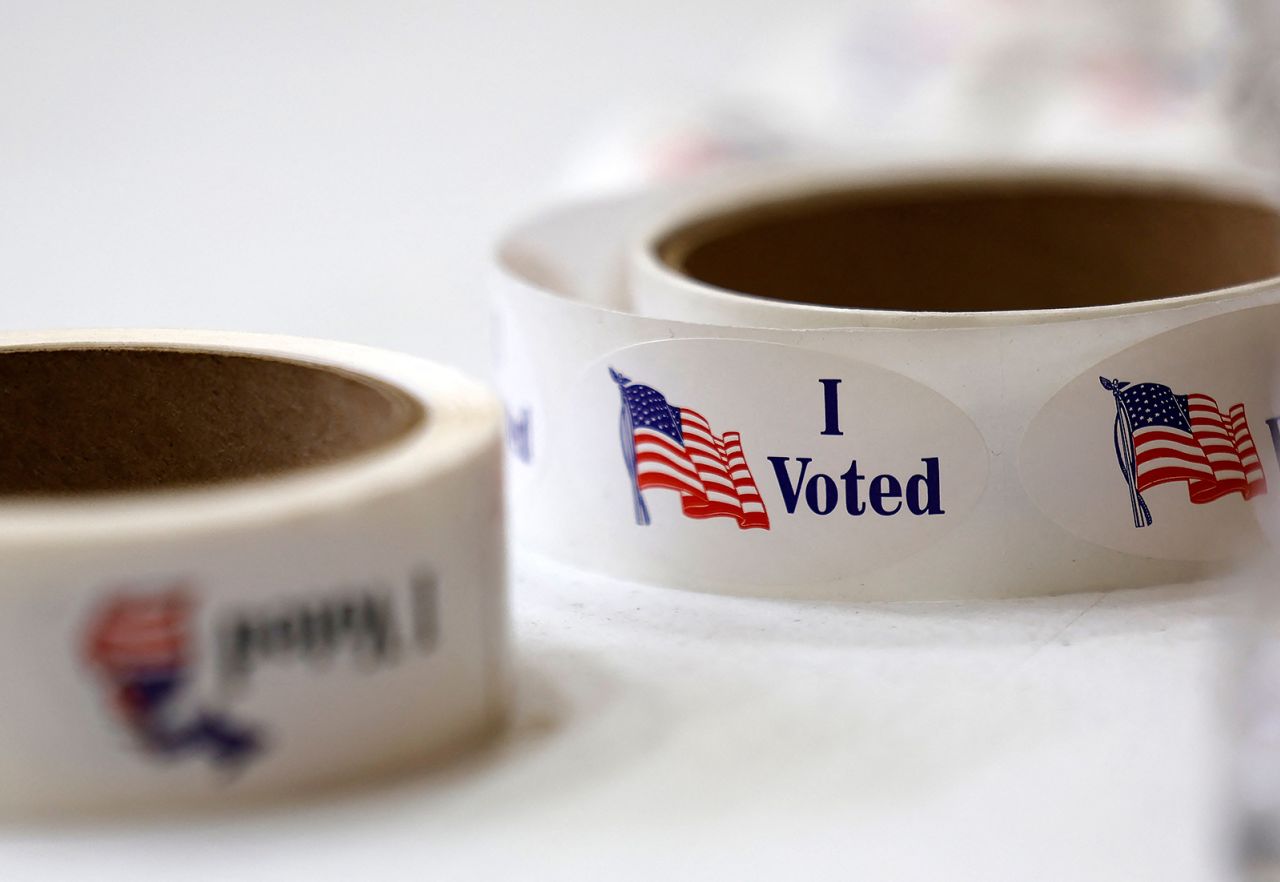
xmin=630 ymin=407 xmax=770 ymax=529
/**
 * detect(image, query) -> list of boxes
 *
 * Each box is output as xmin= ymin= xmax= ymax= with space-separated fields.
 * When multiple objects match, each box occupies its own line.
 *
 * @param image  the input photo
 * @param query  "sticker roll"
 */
xmin=495 ymin=162 xmax=1280 ymax=601
xmin=0 ymin=330 xmax=507 ymax=816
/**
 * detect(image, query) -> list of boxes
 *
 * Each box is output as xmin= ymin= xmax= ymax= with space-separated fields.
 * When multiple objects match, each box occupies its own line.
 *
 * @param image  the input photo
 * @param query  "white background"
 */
xmin=1 ymin=0 xmax=847 ymax=376
xmin=0 ymin=3 xmax=1244 ymax=880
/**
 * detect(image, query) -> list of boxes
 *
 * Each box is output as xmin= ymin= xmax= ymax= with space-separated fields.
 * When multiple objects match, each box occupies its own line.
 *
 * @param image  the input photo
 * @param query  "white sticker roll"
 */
xmin=495 ymin=163 xmax=1280 ymax=601
xmin=0 ymin=330 xmax=507 ymax=816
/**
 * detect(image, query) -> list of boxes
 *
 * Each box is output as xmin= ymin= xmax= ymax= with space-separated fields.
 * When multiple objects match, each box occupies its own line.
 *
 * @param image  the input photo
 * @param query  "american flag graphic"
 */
xmin=84 ymin=586 xmax=260 ymax=765
xmin=1101 ymin=377 xmax=1267 ymax=527
xmin=611 ymin=368 xmax=770 ymax=529
xmin=88 ymin=592 xmax=190 ymax=669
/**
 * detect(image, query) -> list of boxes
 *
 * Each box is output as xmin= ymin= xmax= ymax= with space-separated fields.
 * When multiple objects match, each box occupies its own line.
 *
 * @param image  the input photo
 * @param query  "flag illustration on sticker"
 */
xmin=83 ymin=586 xmax=262 ymax=766
xmin=1101 ymin=377 xmax=1268 ymax=527
xmin=610 ymin=368 xmax=770 ymax=529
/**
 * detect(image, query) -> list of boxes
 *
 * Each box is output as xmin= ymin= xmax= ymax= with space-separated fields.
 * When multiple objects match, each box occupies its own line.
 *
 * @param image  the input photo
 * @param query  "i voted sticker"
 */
xmin=567 ymin=338 xmax=990 ymax=589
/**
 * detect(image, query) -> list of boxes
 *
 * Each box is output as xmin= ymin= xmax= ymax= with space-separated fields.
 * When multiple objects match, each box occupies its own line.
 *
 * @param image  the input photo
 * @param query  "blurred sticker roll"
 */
xmin=0 ymin=330 xmax=507 ymax=816
xmin=495 ymin=162 xmax=1280 ymax=601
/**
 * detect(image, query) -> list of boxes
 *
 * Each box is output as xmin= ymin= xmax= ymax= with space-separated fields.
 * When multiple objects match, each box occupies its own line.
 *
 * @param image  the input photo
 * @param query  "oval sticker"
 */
xmin=568 ymin=338 xmax=990 ymax=588
xmin=1021 ymin=305 xmax=1280 ymax=560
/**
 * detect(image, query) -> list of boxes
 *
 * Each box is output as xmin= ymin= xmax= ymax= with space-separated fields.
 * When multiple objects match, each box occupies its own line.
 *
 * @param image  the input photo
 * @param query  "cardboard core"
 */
xmin=0 ymin=348 xmax=424 ymax=496
xmin=659 ymin=178 xmax=1280 ymax=311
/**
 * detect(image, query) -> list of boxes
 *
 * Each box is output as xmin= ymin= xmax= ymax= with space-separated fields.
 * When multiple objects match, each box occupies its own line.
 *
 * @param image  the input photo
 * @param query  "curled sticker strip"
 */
xmin=495 ymin=163 xmax=1280 ymax=600
xmin=0 ymin=330 xmax=507 ymax=816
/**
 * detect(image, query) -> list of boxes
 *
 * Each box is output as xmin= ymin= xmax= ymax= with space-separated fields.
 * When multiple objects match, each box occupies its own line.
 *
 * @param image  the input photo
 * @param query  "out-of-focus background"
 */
xmin=2 ymin=3 xmax=1278 ymax=880
xmin=1 ymin=0 xmax=1270 ymax=377
xmin=2 ymin=0 xmax=834 ymax=374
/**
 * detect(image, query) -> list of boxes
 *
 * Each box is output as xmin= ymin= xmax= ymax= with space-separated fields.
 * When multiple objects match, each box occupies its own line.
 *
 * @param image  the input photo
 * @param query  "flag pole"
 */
xmin=1101 ymin=377 xmax=1151 ymax=528
xmin=611 ymin=368 xmax=650 ymax=526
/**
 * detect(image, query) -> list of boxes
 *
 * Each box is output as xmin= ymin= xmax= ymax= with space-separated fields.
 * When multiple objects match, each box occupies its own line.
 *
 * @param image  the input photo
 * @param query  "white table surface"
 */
xmin=0 ymin=555 xmax=1233 ymax=881
xmin=0 ymin=3 xmax=1243 ymax=879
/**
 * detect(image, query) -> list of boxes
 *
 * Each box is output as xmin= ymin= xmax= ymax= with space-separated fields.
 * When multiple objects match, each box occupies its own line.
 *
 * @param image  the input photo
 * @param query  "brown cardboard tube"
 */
xmin=0 ymin=348 xmax=424 ymax=495
xmin=659 ymin=178 xmax=1280 ymax=312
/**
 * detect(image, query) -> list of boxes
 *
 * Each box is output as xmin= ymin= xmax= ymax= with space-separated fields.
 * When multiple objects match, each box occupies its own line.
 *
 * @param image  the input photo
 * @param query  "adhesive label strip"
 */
xmin=0 ymin=330 xmax=507 ymax=816
xmin=496 ymin=163 xmax=1280 ymax=600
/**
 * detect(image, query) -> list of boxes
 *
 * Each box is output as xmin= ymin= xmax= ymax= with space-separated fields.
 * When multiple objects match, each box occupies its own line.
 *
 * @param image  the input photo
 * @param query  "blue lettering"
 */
xmin=805 ymin=473 xmax=839 ymax=515
xmin=869 ymin=474 xmax=902 ymax=515
xmin=906 ymin=457 xmax=944 ymax=515
xmin=769 ymin=456 xmax=945 ymax=517
xmin=768 ymin=456 xmax=811 ymax=514
xmin=819 ymin=379 xmax=843 ymax=436
xmin=839 ymin=461 xmax=867 ymax=514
